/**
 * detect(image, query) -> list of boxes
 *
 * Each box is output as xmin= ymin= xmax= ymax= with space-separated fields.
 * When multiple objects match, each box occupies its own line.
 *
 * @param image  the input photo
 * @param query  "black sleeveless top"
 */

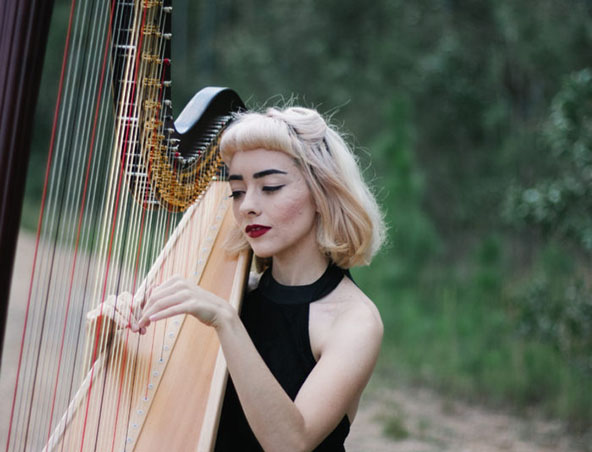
xmin=214 ymin=264 xmax=351 ymax=451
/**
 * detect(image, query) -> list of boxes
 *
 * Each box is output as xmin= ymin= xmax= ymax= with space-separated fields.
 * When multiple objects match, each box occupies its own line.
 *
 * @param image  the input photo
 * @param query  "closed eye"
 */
xmin=262 ymin=185 xmax=285 ymax=192
xmin=229 ymin=191 xmax=244 ymax=199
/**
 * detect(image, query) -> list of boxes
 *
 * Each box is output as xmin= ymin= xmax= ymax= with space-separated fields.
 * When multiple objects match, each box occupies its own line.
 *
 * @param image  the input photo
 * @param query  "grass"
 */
xmin=381 ymin=411 xmax=410 ymax=440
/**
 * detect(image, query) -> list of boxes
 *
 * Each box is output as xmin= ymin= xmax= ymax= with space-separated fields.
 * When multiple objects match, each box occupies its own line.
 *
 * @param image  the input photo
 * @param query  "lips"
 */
xmin=245 ymin=224 xmax=271 ymax=238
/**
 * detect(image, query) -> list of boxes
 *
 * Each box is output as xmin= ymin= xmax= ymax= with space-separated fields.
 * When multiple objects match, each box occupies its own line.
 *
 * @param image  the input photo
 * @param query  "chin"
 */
xmin=251 ymin=248 xmax=274 ymax=259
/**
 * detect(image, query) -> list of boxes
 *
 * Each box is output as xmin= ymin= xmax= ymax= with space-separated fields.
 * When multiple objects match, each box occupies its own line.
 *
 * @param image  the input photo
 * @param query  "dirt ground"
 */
xmin=346 ymin=378 xmax=588 ymax=452
xmin=2 ymin=232 xmax=588 ymax=451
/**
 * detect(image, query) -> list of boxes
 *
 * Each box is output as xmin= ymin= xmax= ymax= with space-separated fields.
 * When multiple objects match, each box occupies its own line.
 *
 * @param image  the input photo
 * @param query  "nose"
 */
xmin=238 ymin=189 xmax=261 ymax=217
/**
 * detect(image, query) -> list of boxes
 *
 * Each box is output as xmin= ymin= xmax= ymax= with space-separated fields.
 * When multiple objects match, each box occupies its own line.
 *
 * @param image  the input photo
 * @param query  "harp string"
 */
xmin=6 ymin=0 xmax=232 ymax=449
xmin=6 ymin=1 xmax=170 ymax=450
xmin=77 ymin=2 xmax=149 ymax=448
xmin=45 ymin=0 xmax=120 ymax=444
xmin=133 ymin=5 xmax=174 ymax=384
xmin=39 ymin=0 xmax=117 ymax=447
xmin=140 ymin=4 xmax=181 ymax=399
xmin=76 ymin=2 xmax=184 ymax=449
xmin=5 ymin=0 xmax=85 ymax=447
xmin=110 ymin=2 xmax=169 ymax=438
xmin=62 ymin=1 xmax=124 ymax=447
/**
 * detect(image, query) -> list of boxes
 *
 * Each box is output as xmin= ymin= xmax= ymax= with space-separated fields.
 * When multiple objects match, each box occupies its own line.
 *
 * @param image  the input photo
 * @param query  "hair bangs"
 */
xmin=220 ymin=114 xmax=296 ymax=164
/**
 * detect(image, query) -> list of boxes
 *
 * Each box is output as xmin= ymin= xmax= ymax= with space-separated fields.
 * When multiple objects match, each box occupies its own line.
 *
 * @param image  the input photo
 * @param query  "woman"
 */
xmin=126 ymin=106 xmax=385 ymax=450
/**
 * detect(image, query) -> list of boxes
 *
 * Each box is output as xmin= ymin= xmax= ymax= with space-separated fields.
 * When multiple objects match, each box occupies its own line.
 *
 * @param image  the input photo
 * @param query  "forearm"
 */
xmin=215 ymin=310 xmax=310 ymax=452
xmin=136 ymin=277 xmax=309 ymax=448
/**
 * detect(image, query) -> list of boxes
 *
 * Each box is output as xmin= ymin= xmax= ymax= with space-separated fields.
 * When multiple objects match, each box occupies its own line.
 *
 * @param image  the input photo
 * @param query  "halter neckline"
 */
xmin=258 ymin=263 xmax=346 ymax=305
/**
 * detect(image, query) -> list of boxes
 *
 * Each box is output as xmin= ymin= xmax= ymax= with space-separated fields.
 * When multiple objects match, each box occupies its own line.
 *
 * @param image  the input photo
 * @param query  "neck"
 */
xmin=271 ymin=249 xmax=329 ymax=286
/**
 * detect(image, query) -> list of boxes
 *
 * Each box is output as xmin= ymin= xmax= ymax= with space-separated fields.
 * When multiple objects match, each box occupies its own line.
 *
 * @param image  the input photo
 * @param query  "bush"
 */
xmin=511 ymin=244 xmax=592 ymax=374
xmin=504 ymin=69 xmax=592 ymax=251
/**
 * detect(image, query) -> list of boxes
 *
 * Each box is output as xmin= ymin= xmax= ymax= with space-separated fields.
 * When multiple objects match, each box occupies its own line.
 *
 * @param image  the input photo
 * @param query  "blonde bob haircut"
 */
xmin=219 ymin=106 xmax=385 ymax=270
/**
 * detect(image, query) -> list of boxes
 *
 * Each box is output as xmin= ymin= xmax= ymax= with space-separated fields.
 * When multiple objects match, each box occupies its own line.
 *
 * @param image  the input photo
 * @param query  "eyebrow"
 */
xmin=228 ymin=169 xmax=287 ymax=181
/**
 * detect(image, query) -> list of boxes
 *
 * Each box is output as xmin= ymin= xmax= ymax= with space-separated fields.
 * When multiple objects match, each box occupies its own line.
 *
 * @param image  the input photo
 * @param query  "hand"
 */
xmin=86 ymin=291 xmax=142 ymax=351
xmin=134 ymin=275 xmax=231 ymax=334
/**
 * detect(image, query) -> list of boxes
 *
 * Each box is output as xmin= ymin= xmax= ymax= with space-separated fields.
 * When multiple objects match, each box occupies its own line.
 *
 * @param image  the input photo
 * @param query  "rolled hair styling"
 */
xmin=220 ymin=106 xmax=385 ymax=269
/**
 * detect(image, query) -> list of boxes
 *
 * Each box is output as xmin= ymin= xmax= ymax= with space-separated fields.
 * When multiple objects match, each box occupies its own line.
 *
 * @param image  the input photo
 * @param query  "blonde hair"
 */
xmin=220 ymin=106 xmax=385 ymax=270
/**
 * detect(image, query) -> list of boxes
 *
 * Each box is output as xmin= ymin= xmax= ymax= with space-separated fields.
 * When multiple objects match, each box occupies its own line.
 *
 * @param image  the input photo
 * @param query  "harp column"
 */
xmin=0 ymin=0 xmax=55 ymax=357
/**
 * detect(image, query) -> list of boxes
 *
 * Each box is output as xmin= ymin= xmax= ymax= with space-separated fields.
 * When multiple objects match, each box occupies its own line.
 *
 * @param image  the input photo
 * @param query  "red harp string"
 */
xmin=2 ymin=1 xmax=247 ymax=450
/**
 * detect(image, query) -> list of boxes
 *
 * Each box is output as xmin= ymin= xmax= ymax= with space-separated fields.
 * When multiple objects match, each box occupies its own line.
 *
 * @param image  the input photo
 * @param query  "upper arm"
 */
xmin=293 ymin=302 xmax=383 ymax=449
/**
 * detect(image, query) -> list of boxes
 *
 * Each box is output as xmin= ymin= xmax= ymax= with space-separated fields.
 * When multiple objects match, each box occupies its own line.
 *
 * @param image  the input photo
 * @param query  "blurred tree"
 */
xmin=505 ymin=69 xmax=592 ymax=251
xmin=170 ymin=0 xmax=591 ymax=252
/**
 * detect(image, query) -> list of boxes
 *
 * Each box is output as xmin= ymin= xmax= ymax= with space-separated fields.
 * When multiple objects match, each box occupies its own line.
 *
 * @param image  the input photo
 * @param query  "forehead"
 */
xmin=227 ymin=148 xmax=297 ymax=174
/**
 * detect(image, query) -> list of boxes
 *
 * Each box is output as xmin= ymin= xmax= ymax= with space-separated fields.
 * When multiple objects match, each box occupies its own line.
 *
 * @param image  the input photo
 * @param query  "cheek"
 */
xmin=231 ymin=201 xmax=240 ymax=220
xmin=277 ymin=193 xmax=315 ymax=225
xmin=230 ymin=201 xmax=240 ymax=227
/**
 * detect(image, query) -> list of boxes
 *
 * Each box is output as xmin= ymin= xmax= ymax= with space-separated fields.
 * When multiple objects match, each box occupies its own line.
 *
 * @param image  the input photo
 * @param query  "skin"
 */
xmin=96 ymin=148 xmax=383 ymax=451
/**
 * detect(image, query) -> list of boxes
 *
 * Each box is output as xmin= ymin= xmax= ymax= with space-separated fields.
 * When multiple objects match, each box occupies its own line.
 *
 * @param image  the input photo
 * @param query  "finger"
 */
xmin=87 ymin=304 xmax=128 ymax=329
xmin=134 ymin=286 xmax=149 ymax=310
xmin=138 ymin=291 xmax=188 ymax=328
xmin=108 ymin=295 xmax=139 ymax=328
xmin=91 ymin=292 xmax=141 ymax=332
xmin=105 ymin=291 xmax=142 ymax=329
xmin=119 ymin=294 xmax=142 ymax=329
xmin=86 ymin=295 xmax=114 ymax=319
xmin=110 ymin=294 xmax=132 ymax=321
xmin=140 ymin=292 xmax=183 ymax=324
xmin=148 ymin=277 xmax=185 ymax=301
xmin=130 ymin=289 xmax=150 ymax=331
xmin=146 ymin=302 xmax=192 ymax=323
xmin=147 ymin=276 xmax=193 ymax=304
xmin=87 ymin=313 xmax=117 ymax=343
xmin=139 ymin=282 xmax=172 ymax=316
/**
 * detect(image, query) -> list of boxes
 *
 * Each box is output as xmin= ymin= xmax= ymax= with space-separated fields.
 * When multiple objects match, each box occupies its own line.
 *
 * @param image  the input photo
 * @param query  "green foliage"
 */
xmin=504 ymin=69 xmax=592 ymax=250
xmin=471 ymin=235 xmax=503 ymax=298
xmin=371 ymin=97 xmax=440 ymax=287
xmin=356 ymin=97 xmax=592 ymax=430
xmin=365 ymin=253 xmax=592 ymax=431
xmin=511 ymin=244 xmax=592 ymax=375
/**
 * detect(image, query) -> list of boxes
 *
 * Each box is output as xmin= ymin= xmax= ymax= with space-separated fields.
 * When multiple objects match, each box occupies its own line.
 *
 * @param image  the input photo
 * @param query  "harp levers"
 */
xmin=2 ymin=0 xmax=246 ymax=449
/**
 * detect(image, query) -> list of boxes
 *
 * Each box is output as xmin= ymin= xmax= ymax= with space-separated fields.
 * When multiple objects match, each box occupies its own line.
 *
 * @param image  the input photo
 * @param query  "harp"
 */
xmin=1 ymin=0 xmax=249 ymax=450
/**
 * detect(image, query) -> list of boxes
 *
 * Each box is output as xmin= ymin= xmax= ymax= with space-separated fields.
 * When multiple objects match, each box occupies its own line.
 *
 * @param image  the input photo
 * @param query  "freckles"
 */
xmin=280 ymin=196 xmax=308 ymax=219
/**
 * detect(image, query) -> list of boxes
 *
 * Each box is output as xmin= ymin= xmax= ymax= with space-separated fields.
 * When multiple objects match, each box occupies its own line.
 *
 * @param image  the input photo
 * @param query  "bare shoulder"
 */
xmin=318 ymin=277 xmax=382 ymax=330
xmin=309 ymin=277 xmax=383 ymax=361
xmin=335 ymin=278 xmax=383 ymax=344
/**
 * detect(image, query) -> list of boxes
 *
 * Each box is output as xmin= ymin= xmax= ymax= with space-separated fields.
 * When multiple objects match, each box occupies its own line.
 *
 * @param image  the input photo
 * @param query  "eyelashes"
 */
xmin=262 ymin=185 xmax=285 ymax=192
xmin=229 ymin=185 xmax=286 ymax=200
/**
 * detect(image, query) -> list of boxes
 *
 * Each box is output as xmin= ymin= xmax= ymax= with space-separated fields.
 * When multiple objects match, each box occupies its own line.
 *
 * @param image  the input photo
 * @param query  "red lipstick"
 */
xmin=245 ymin=224 xmax=271 ymax=238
